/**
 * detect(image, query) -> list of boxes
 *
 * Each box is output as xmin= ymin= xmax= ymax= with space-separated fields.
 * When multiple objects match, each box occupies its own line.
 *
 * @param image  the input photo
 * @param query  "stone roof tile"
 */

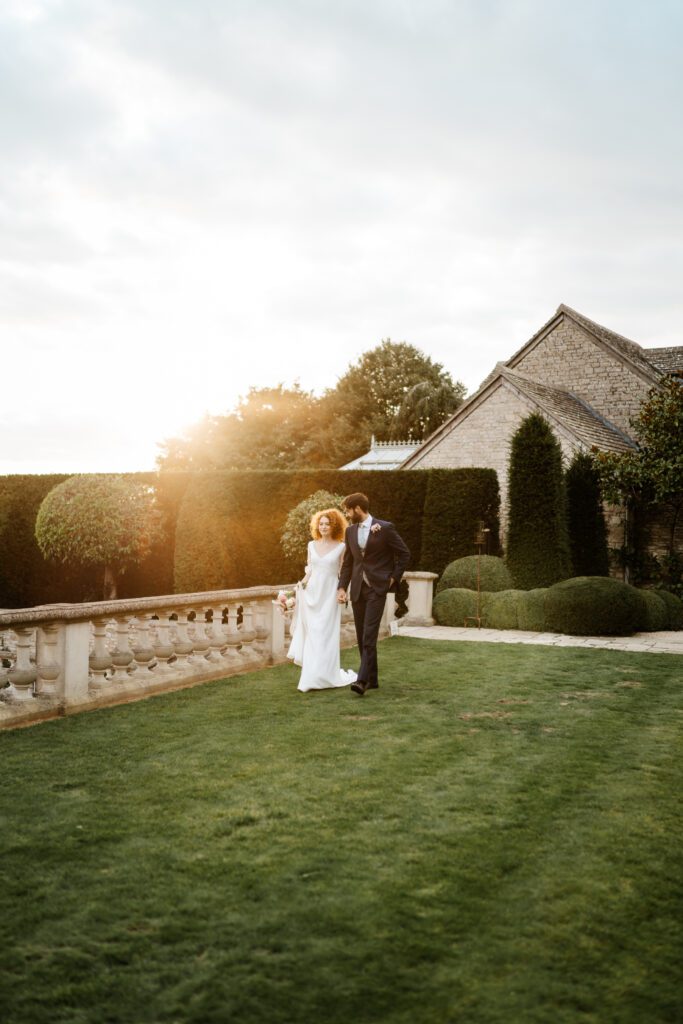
xmin=642 ymin=346 xmax=683 ymax=374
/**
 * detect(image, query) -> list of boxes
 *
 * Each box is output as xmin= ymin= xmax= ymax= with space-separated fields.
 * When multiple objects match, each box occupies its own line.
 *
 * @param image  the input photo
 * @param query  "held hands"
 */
xmin=337 ymin=588 xmax=347 ymax=604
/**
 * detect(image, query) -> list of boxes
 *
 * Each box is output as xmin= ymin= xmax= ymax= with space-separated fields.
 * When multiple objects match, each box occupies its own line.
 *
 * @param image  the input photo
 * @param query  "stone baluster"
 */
xmin=173 ymin=610 xmax=195 ymax=668
xmin=7 ymin=627 xmax=37 ymax=700
xmin=222 ymin=603 xmax=243 ymax=671
xmin=132 ymin=614 xmax=156 ymax=675
xmin=36 ymin=623 xmax=62 ymax=696
xmin=110 ymin=616 xmax=135 ymax=682
xmin=152 ymin=612 xmax=177 ymax=678
xmin=238 ymin=602 xmax=261 ymax=668
xmin=89 ymin=618 xmax=113 ymax=689
xmin=207 ymin=606 xmax=226 ymax=663
xmin=190 ymin=610 xmax=212 ymax=663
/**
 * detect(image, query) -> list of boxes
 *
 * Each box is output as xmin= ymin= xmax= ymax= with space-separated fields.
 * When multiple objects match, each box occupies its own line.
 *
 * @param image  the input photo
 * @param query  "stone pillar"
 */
xmin=269 ymin=601 xmax=286 ymax=663
xmin=401 ymin=572 xmax=439 ymax=627
xmin=62 ymin=622 xmax=91 ymax=705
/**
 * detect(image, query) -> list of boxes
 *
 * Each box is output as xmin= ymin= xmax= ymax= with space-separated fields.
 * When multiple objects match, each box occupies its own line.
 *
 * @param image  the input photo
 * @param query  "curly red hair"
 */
xmin=310 ymin=507 xmax=347 ymax=541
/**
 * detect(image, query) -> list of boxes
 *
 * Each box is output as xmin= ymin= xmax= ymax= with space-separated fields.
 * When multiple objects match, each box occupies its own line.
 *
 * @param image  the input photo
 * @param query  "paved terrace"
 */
xmin=397 ymin=623 xmax=683 ymax=656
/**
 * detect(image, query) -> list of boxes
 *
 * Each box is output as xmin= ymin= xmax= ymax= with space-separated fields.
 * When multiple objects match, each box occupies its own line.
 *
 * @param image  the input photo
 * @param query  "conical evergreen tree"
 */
xmin=566 ymin=451 xmax=610 ymax=577
xmin=506 ymin=413 xmax=571 ymax=588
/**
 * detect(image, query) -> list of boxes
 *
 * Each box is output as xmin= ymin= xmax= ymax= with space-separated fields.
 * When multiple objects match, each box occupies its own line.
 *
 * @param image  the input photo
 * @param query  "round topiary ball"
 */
xmin=437 ymin=555 xmax=513 ymax=595
xmin=652 ymin=589 xmax=683 ymax=630
xmin=481 ymin=590 xmax=525 ymax=630
xmin=517 ymin=588 xmax=547 ymax=632
xmin=543 ymin=576 xmax=647 ymax=637
xmin=639 ymin=590 xmax=669 ymax=632
xmin=433 ymin=588 xmax=478 ymax=626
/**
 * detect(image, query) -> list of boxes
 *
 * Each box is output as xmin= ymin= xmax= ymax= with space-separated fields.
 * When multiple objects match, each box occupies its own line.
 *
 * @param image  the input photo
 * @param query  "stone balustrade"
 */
xmin=0 ymin=572 xmax=437 ymax=729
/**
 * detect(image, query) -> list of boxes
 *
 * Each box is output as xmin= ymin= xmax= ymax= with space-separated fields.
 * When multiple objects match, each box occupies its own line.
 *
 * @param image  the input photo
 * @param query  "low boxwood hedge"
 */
xmin=655 ymin=589 xmax=683 ymax=630
xmin=433 ymin=588 xmax=478 ymax=627
xmin=437 ymin=555 xmax=512 ymax=595
xmin=433 ymin=577 xmax=682 ymax=635
xmin=543 ymin=576 xmax=646 ymax=637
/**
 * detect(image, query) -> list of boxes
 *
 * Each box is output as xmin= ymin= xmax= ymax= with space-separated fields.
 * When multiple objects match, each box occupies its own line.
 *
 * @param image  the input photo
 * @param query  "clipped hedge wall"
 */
xmin=419 ymin=468 xmax=500 ymax=578
xmin=481 ymin=589 xmax=526 ymax=630
xmin=173 ymin=468 xmax=499 ymax=591
xmin=437 ymin=555 xmax=512 ymax=595
xmin=516 ymin=589 xmax=547 ymax=632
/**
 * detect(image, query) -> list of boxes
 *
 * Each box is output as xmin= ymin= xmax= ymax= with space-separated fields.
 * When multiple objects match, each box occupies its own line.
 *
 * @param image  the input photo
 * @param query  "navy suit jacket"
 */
xmin=338 ymin=519 xmax=410 ymax=602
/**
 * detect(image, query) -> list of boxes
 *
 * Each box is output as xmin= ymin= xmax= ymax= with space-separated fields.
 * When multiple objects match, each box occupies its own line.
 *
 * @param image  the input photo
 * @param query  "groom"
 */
xmin=337 ymin=492 xmax=410 ymax=696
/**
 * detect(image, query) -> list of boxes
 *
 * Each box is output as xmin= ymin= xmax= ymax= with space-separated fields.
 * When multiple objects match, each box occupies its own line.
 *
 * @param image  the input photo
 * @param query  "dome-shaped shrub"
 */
xmin=433 ymin=588 xmax=478 ymax=626
xmin=437 ymin=555 xmax=513 ymax=595
xmin=543 ymin=576 xmax=647 ymax=637
xmin=481 ymin=590 xmax=525 ymax=630
xmin=639 ymin=590 xmax=669 ymax=632
xmin=517 ymin=589 xmax=547 ymax=632
xmin=655 ymin=589 xmax=683 ymax=630
xmin=280 ymin=490 xmax=345 ymax=565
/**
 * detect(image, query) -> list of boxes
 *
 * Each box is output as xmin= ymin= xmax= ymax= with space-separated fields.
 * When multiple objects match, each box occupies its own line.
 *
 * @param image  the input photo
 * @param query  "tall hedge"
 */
xmin=173 ymin=468 xmax=498 ymax=591
xmin=506 ymin=414 xmax=571 ymax=589
xmin=419 ymin=468 xmax=501 ymax=578
xmin=566 ymin=451 xmax=609 ymax=577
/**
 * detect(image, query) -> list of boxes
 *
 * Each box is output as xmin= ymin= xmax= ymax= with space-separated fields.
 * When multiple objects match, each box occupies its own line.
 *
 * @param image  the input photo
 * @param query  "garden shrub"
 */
xmin=566 ymin=451 xmax=610 ymax=577
xmin=280 ymin=490 xmax=345 ymax=567
xmin=543 ymin=576 xmax=646 ymax=636
xmin=506 ymin=413 xmax=571 ymax=589
xmin=433 ymin=588 xmax=478 ymax=627
xmin=655 ymin=589 xmax=683 ymax=630
xmin=638 ymin=590 xmax=669 ymax=632
xmin=437 ymin=555 xmax=512 ymax=594
xmin=481 ymin=590 xmax=524 ymax=630
xmin=517 ymin=589 xmax=548 ymax=632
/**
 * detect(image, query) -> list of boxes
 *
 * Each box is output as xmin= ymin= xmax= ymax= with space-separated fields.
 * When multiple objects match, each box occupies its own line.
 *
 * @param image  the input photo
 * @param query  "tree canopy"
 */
xmin=35 ymin=475 xmax=163 ymax=599
xmin=157 ymin=340 xmax=465 ymax=471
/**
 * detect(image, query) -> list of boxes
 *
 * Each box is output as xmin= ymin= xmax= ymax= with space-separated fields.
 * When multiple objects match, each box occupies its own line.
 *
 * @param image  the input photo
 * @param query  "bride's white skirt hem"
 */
xmin=296 ymin=668 xmax=357 ymax=693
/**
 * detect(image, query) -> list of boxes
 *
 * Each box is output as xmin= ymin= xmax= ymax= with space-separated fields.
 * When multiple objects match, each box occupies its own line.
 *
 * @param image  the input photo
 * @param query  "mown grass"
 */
xmin=1 ymin=637 xmax=682 ymax=1024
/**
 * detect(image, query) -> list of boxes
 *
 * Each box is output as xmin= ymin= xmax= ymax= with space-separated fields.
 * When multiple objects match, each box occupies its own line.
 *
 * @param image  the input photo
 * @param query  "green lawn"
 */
xmin=1 ymin=637 xmax=682 ymax=1024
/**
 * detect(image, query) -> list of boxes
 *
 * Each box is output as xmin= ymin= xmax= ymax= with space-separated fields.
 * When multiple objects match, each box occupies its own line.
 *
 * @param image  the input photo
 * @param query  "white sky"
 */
xmin=1 ymin=0 xmax=682 ymax=473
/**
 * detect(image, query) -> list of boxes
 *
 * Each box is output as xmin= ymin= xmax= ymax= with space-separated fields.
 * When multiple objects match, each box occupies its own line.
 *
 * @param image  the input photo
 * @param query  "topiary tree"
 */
xmin=655 ymin=589 xmax=683 ymax=630
xmin=506 ymin=413 xmax=571 ymax=589
xmin=35 ymin=475 xmax=163 ymax=600
xmin=437 ymin=555 xmax=512 ymax=594
xmin=280 ymin=490 xmax=345 ymax=567
xmin=566 ymin=451 xmax=609 ymax=577
xmin=432 ymin=588 xmax=478 ymax=626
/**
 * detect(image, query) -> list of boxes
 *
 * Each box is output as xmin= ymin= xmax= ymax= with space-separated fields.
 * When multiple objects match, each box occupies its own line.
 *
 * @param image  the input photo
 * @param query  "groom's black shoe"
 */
xmin=350 ymin=680 xmax=366 ymax=696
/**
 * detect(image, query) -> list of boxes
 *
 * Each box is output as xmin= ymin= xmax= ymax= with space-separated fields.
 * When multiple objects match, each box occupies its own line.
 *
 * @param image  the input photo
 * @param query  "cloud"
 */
xmin=1 ymin=0 xmax=682 ymax=471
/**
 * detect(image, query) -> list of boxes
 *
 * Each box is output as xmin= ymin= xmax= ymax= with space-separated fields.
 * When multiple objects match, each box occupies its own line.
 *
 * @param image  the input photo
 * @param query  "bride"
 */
xmin=287 ymin=508 xmax=357 ymax=693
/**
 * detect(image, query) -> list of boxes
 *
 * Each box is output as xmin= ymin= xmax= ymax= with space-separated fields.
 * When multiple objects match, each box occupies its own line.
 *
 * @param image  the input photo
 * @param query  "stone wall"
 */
xmin=512 ymin=319 xmax=653 ymax=436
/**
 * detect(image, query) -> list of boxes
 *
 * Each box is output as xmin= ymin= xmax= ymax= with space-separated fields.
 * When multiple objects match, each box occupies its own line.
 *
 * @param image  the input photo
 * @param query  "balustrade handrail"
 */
xmin=0 ymin=584 xmax=293 ymax=629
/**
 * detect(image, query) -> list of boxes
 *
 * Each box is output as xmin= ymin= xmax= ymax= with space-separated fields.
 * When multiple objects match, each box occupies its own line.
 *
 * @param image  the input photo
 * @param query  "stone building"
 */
xmin=401 ymin=304 xmax=683 ymax=561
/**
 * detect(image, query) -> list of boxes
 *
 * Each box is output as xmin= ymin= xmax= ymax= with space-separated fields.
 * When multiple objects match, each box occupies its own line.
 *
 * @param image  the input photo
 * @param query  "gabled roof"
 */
xmin=505 ymin=304 xmax=662 ymax=385
xmin=400 ymin=359 xmax=637 ymax=469
xmin=643 ymin=346 xmax=683 ymax=374
xmin=499 ymin=367 xmax=636 ymax=453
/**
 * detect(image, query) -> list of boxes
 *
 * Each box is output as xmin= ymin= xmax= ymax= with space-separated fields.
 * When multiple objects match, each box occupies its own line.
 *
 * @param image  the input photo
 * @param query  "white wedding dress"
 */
xmin=287 ymin=541 xmax=358 ymax=692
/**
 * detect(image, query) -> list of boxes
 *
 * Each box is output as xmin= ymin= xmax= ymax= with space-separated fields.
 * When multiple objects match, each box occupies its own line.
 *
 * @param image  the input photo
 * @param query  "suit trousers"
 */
xmin=351 ymin=581 xmax=387 ymax=687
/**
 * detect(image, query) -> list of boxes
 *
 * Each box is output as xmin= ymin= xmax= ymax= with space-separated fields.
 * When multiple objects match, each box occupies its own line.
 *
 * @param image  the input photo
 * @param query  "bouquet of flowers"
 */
xmin=276 ymin=589 xmax=296 ymax=615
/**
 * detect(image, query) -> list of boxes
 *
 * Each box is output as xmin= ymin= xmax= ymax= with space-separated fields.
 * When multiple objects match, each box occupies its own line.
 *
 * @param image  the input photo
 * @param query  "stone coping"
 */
xmin=0 ymin=584 xmax=291 ymax=629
